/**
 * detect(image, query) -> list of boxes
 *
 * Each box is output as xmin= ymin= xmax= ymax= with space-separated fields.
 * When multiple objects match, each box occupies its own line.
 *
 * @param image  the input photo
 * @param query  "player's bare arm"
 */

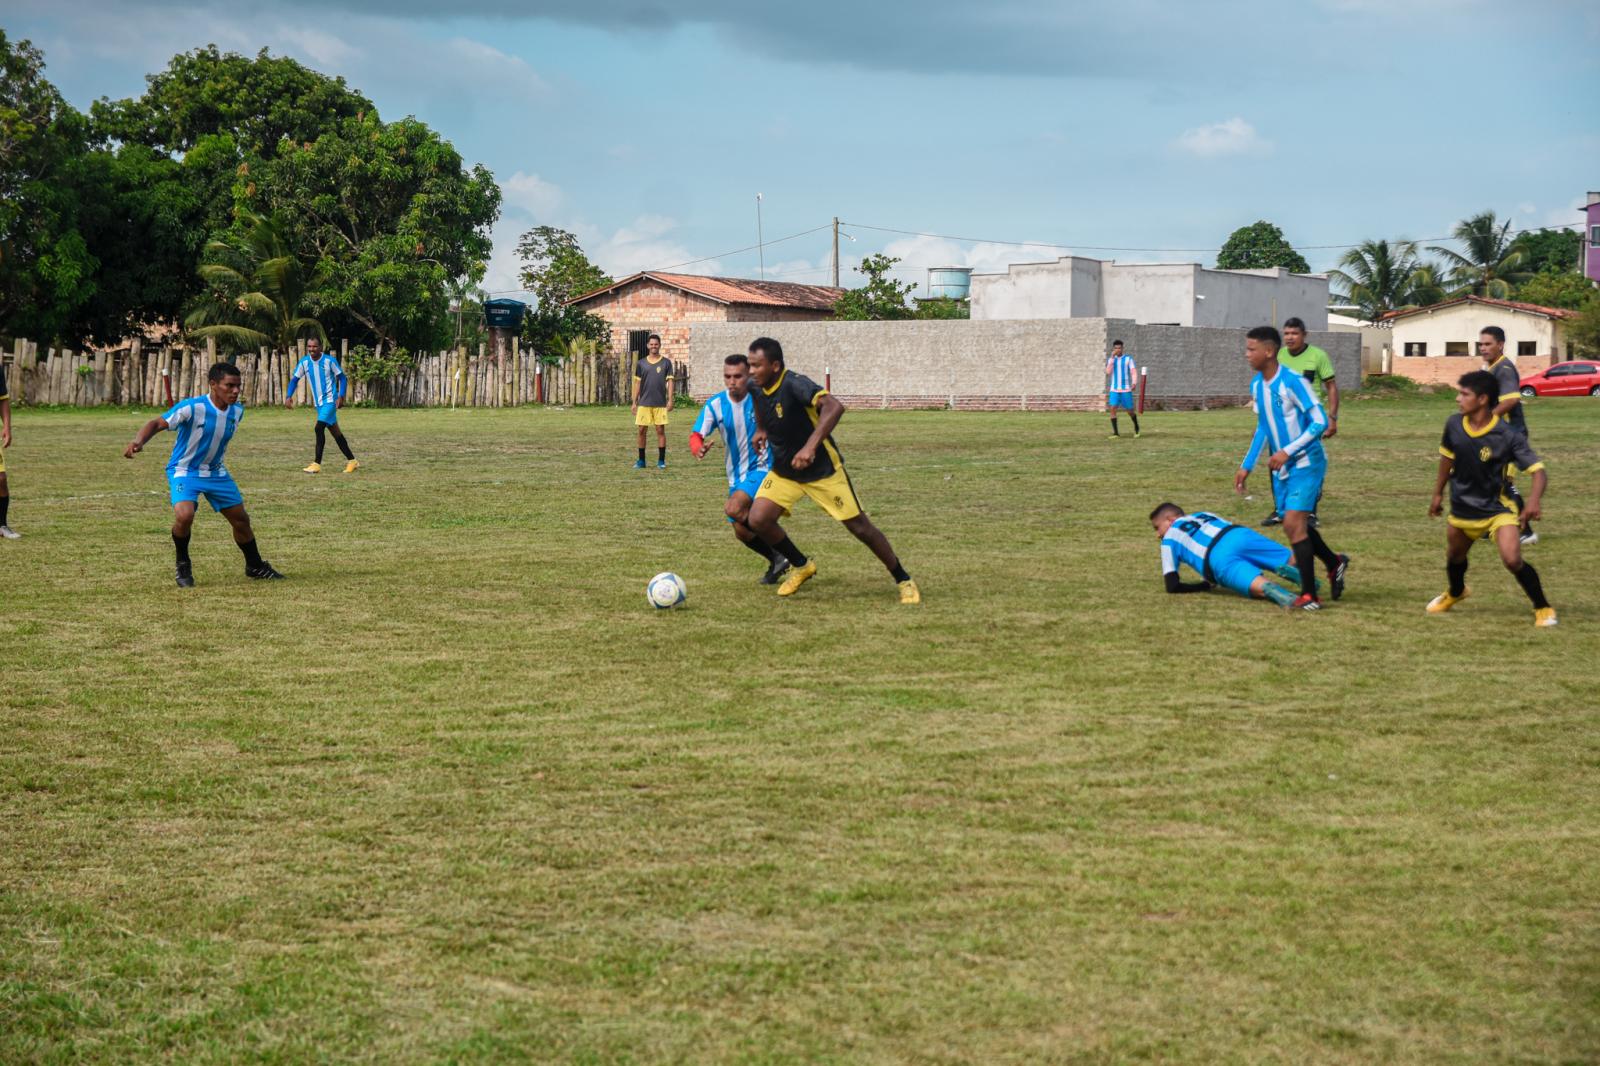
xmin=1324 ymin=377 xmax=1340 ymax=438
xmin=124 ymin=417 xmax=169 ymax=459
xmin=1429 ymin=455 xmax=1452 ymax=517
xmin=1266 ymin=449 xmax=1291 ymax=472
xmin=1523 ymin=468 xmax=1547 ymax=522
xmin=792 ymin=394 xmax=845 ymax=470
xmin=1234 ymin=467 xmax=1249 ymax=494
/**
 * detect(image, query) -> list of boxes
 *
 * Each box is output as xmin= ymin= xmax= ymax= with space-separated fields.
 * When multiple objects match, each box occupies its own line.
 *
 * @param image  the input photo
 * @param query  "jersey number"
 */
xmin=1175 ymin=519 xmax=1202 ymax=535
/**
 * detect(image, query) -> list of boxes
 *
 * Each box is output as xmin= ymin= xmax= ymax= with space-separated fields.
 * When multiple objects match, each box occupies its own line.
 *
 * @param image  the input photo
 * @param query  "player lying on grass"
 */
xmin=1234 ymin=325 xmax=1349 ymax=611
xmin=1150 ymin=503 xmax=1318 ymax=609
xmin=744 ymin=337 xmax=920 ymax=604
xmin=123 ymin=361 xmax=284 ymax=588
xmin=689 ymin=353 xmax=792 ymax=585
xmin=1427 ymin=370 xmax=1556 ymax=627
xmin=285 ymin=337 xmax=359 ymax=474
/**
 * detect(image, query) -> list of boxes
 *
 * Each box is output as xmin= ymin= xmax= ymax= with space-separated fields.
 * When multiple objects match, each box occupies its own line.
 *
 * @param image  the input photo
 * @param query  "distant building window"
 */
xmin=1592 ymin=225 xmax=1600 ymax=244
xmin=1445 ymin=341 xmax=1469 ymax=356
xmin=1404 ymin=342 xmax=1428 ymax=357
xmin=1517 ymin=341 xmax=1537 ymax=356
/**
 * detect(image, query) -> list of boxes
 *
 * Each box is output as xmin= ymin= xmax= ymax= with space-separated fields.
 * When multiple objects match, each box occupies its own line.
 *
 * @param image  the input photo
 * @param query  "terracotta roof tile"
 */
xmin=569 ymin=272 xmax=846 ymax=311
xmin=1381 ymin=294 xmax=1584 ymax=322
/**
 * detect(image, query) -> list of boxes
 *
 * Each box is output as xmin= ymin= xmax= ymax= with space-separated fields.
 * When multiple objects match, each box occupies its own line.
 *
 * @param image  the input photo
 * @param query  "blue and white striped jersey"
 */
xmin=1107 ymin=352 xmax=1137 ymax=393
xmin=287 ymin=354 xmax=347 ymax=406
xmin=1159 ymin=511 xmax=1234 ymax=578
xmin=162 ymin=395 xmax=244 ymax=478
xmin=692 ymin=389 xmax=769 ymax=488
xmin=1242 ymin=365 xmax=1327 ymax=478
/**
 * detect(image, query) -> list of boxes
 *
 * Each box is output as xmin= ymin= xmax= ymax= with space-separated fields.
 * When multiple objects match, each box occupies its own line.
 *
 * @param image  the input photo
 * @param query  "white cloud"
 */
xmin=1174 ymin=117 xmax=1271 ymax=158
xmin=501 ymin=171 xmax=563 ymax=217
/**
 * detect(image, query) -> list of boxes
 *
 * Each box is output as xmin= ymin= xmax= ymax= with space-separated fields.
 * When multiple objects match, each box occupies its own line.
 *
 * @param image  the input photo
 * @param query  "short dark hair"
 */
xmin=1479 ymin=325 xmax=1505 ymax=343
xmin=208 ymin=362 xmax=241 ymax=383
xmin=724 ymin=353 xmax=749 ymax=367
xmin=1247 ymin=325 xmax=1282 ymax=348
xmin=748 ymin=336 xmax=784 ymax=366
xmin=1149 ymin=501 xmax=1184 ymax=522
xmin=1458 ymin=370 xmax=1500 ymax=406
xmin=648 ymin=333 xmax=662 ymax=343
xmin=1112 ymin=339 xmax=1124 ymax=348
xmin=1283 ymin=316 xmax=1306 ymax=331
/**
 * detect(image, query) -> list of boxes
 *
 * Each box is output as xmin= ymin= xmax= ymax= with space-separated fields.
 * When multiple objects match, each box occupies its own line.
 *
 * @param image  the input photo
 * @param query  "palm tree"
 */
xmin=1430 ymin=210 xmax=1531 ymax=299
xmin=1329 ymin=239 xmax=1427 ymax=319
xmin=185 ymin=209 xmax=325 ymax=353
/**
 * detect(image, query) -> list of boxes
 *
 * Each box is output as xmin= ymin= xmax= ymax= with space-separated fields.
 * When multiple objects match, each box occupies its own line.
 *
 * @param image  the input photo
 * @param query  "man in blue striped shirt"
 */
xmin=124 ymin=362 xmax=284 ymax=587
xmin=1105 ymin=340 xmax=1141 ymax=438
xmin=1234 ymin=326 xmax=1349 ymax=610
xmin=1150 ymin=502 xmax=1314 ymax=608
xmin=286 ymin=338 xmax=359 ymax=474
xmin=689 ymin=354 xmax=792 ymax=584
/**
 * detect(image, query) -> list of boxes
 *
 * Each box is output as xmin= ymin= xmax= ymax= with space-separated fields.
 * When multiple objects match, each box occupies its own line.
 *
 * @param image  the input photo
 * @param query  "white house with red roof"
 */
xmin=1383 ymin=295 xmax=1581 ymax=385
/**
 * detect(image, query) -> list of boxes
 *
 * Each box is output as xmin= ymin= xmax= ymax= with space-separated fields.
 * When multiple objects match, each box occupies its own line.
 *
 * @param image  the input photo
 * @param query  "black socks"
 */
xmin=173 ymin=533 xmax=191 ymax=564
xmin=0 ymin=494 xmax=8 ymax=527
xmin=1305 ymin=527 xmax=1340 ymax=571
xmin=314 ymin=422 xmax=327 ymax=463
xmin=1110 ymin=419 xmax=1119 ymax=436
xmin=237 ymin=538 xmax=263 ymax=569
xmin=328 ymin=424 xmax=354 ymax=460
xmin=889 ymin=562 xmax=911 ymax=583
xmin=1129 ymin=413 xmax=1140 ymax=433
xmin=1513 ymin=563 xmax=1549 ymax=609
xmin=1293 ymin=539 xmax=1318 ymax=597
xmin=741 ymin=532 xmax=775 ymax=562
xmin=772 ymin=536 xmax=808 ymax=568
xmin=1447 ymin=559 xmax=1467 ymax=597
xmin=658 ymin=447 xmax=666 ymax=464
xmin=638 ymin=448 xmax=646 ymax=463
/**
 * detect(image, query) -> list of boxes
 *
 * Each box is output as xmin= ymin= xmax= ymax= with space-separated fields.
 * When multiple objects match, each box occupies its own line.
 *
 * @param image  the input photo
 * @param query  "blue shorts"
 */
xmin=1271 ymin=458 xmax=1327 ymax=515
xmin=1108 ymin=391 xmax=1136 ymax=410
xmin=316 ymin=402 xmax=339 ymax=425
xmin=1208 ymin=531 xmax=1293 ymax=597
xmin=169 ymin=475 xmax=244 ymax=512
xmin=725 ymin=470 xmax=768 ymax=523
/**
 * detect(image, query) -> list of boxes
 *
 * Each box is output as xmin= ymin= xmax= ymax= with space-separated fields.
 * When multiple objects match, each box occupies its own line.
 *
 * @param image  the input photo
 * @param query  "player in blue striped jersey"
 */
xmin=124 ymin=362 xmax=284 ymax=587
xmin=1149 ymin=502 xmax=1315 ymax=608
xmin=689 ymin=354 xmax=792 ymax=584
xmin=1105 ymin=340 xmax=1141 ymax=438
xmin=286 ymin=338 xmax=359 ymax=474
xmin=1234 ymin=326 xmax=1349 ymax=610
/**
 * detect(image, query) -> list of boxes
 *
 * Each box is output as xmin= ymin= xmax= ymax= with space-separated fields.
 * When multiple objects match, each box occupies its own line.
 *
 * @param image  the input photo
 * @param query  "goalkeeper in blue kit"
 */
xmin=1150 ymin=502 xmax=1318 ymax=609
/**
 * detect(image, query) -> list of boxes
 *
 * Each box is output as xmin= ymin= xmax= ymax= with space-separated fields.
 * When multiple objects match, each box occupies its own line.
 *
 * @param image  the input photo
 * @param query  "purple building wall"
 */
xmin=1586 ymin=193 xmax=1600 ymax=285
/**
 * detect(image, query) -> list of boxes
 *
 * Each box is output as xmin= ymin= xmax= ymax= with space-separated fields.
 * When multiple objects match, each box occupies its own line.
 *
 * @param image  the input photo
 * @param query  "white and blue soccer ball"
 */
xmin=647 ymin=571 xmax=687 ymax=609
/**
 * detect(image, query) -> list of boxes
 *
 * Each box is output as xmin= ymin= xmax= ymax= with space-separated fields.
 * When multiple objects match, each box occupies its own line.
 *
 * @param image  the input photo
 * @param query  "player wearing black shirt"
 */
xmin=1427 ymin=370 xmax=1555 ymax=626
xmin=1480 ymin=325 xmax=1536 ymax=544
xmin=0 ymin=360 xmax=16 ymax=538
xmin=743 ymin=337 xmax=919 ymax=604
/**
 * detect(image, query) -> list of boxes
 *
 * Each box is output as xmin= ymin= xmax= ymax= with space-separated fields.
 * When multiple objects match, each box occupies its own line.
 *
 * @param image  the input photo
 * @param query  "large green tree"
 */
xmin=184 ymin=209 xmax=324 ymax=353
xmin=516 ymin=226 xmax=612 ymax=356
xmin=1326 ymin=238 xmax=1453 ymax=319
xmin=1215 ymin=221 xmax=1311 ymax=274
xmin=1515 ymin=269 xmax=1598 ymax=311
xmin=1510 ymin=227 xmax=1583 ymax=277
xmin=0 ymin=31 xmax=97 ymax=342
xmin=832 ymin=254 xmax=916 ymax=320
xmin=1431 ymin=210 xmax=1530 ymax=299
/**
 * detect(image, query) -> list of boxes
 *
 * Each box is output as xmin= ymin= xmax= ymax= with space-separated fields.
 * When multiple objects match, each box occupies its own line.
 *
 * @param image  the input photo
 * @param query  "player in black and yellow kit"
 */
xmin=743 ymin=337 xmax=919 ymax=604
xmin=1427 ymin=370 xmax=1556 ymax=627
xmin=1480 ymin=325 xmax=1537 ymax=544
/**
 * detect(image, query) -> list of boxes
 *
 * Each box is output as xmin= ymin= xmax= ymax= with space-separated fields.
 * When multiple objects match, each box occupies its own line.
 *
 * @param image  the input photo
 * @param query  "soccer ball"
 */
xmin=647 ymin=572 xmax=687 ymax=609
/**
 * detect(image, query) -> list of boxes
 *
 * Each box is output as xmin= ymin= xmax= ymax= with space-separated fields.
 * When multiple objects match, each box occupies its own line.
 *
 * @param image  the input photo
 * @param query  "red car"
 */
xmin=1519 ymin=361 xmax=1600 ymax=397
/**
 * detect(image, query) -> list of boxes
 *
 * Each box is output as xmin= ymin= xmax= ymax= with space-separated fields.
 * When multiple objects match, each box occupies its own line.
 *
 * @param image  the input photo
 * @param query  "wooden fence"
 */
xmin=0 ymin=338 xmax=680 ymax=408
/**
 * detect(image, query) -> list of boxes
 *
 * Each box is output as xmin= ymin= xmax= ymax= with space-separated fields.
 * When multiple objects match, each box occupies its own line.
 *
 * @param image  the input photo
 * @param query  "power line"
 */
xmin=651 ymin=223 xmax=832 ymax=272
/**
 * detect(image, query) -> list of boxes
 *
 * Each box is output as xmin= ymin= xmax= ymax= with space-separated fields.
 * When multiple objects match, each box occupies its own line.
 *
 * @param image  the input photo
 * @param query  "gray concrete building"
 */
xmin=970 ymin=256 xmax=1330 ymax=330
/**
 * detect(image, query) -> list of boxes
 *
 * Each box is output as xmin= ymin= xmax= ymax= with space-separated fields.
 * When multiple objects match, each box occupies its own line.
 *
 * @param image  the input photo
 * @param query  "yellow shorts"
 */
xmin=634 ymin=406 xmax=670 ymax=427
xmin=756 ymin=467 xmax=863 ymax=522
xmin=1447 ymin=511 xmax=1519 ymax=541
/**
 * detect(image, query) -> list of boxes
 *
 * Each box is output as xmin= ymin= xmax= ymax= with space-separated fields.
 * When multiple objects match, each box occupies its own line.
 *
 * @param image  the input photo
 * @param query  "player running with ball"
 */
xmin=689 ymin=353 xmax=792 ymax=585
xmin=124 ymin=362 xmax=285 ymax=587
xmin=1234 ymin=326 xmax=1349 ymax=611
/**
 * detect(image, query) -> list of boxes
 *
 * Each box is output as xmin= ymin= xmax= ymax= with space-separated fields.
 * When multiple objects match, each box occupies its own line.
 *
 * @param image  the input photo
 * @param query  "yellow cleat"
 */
xmin=898 ymin=579 xmax=921 ymax=605
xmin=1425 ymin=588 xmax=1469 ymax=613
xmin=343 ymin=459 xmax=360 ymax=473
xmin=776 ymin=560 xmax=817 ymax=597
xmin=302 ymin=462 xmax=322 ymax=474
xmin=1534 ymin=607 xmax=1558 ymax=628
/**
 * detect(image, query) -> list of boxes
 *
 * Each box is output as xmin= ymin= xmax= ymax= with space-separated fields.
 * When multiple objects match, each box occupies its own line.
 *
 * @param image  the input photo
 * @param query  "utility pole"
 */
xmin=832 ymin=217 xmax=840 ymax=287
xmin=756 ymin=193 xmax=765 ymax=280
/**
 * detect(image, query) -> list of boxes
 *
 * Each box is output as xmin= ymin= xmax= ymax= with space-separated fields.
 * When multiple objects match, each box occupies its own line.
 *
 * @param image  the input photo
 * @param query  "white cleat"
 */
xmin=0 ymin=525 xmax=19 ymax=539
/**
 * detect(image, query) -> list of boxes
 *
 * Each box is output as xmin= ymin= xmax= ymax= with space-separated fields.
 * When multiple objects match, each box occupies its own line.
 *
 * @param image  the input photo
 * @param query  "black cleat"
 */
xmin=1261 ymin=511 xmax=1283 ymax=527
xmin=246 ymin=561 xmax=285 ymax=580
xmin=176 ymin=561 xmax=195 ymax=588
xmin=1329 ymin=553 xmax=1350 ymax=601
xmin=759 ymin=556 xmax=793 ymax=586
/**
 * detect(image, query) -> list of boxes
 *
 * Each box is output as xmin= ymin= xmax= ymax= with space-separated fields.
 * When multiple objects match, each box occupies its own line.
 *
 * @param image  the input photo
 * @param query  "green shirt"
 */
xmin=1277 ymin=345 xmax=1335 ymax=404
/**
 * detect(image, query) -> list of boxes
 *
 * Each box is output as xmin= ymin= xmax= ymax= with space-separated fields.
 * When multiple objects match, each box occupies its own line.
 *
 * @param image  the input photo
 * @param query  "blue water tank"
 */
xmin=926 ymin=266 xmax=972 ymax=300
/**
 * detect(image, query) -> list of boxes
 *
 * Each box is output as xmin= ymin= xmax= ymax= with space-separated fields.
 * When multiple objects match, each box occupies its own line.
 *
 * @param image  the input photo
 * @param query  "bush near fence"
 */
xmin=0 ymin=339 xmax=685 ymax=408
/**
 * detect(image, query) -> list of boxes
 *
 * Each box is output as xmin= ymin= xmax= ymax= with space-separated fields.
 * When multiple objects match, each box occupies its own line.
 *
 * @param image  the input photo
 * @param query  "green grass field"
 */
xmin=3 ymin=393 xmax=1597 ymax=1063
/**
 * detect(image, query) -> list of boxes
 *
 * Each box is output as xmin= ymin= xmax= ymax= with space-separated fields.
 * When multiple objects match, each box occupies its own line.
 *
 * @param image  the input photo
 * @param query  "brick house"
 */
xmin=1384 ymin=295 xmax=1581 ymax=386
xmin=566 ymin=272 xmax=845 ymax=383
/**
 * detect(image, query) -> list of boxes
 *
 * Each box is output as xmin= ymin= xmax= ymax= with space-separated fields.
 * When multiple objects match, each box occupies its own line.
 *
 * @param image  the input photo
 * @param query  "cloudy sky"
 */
xmin=7 ymin=0 xmax=1598 ymax=295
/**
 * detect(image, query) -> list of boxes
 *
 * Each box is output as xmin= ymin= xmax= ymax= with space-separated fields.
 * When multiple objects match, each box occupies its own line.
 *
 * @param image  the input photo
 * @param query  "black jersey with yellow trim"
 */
xmin=750 ymin=368 xmax=844 ymax=483
xmin=1488 ymin=356 xmax=1526 ymax=431
xmin=1440 ymin=412 xmax=1542 ymax=519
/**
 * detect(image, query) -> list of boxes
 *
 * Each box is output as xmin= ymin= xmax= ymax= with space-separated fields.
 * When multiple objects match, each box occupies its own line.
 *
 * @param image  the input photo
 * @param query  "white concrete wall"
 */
xmin=1102 ymin=263 xmax=1197 ymax=326
xmin=1192 ymin=267 xmax=1329 ymax=330
xmin=1389 ymin=304 xmax=1563 ymax=359
xmin=968 ymin=260 xmax=1076 ymax=320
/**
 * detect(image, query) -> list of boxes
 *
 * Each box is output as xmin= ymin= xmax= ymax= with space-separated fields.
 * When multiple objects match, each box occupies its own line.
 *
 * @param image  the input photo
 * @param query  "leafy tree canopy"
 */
xmin=516 ymin=226 xmax=612 ymax=355
xmin=1510 ymin=227 xmax=1583 ymax=277
xmin=833 ymin=254 xmax=916 ymax=320
xmin=1431 ymin=210 xmax=1530 ymax=299
xmin=1515 ymin=268 xmax=1598 ymax=311
xmin=1215 ymin=221 xmax=1311 ymax=274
